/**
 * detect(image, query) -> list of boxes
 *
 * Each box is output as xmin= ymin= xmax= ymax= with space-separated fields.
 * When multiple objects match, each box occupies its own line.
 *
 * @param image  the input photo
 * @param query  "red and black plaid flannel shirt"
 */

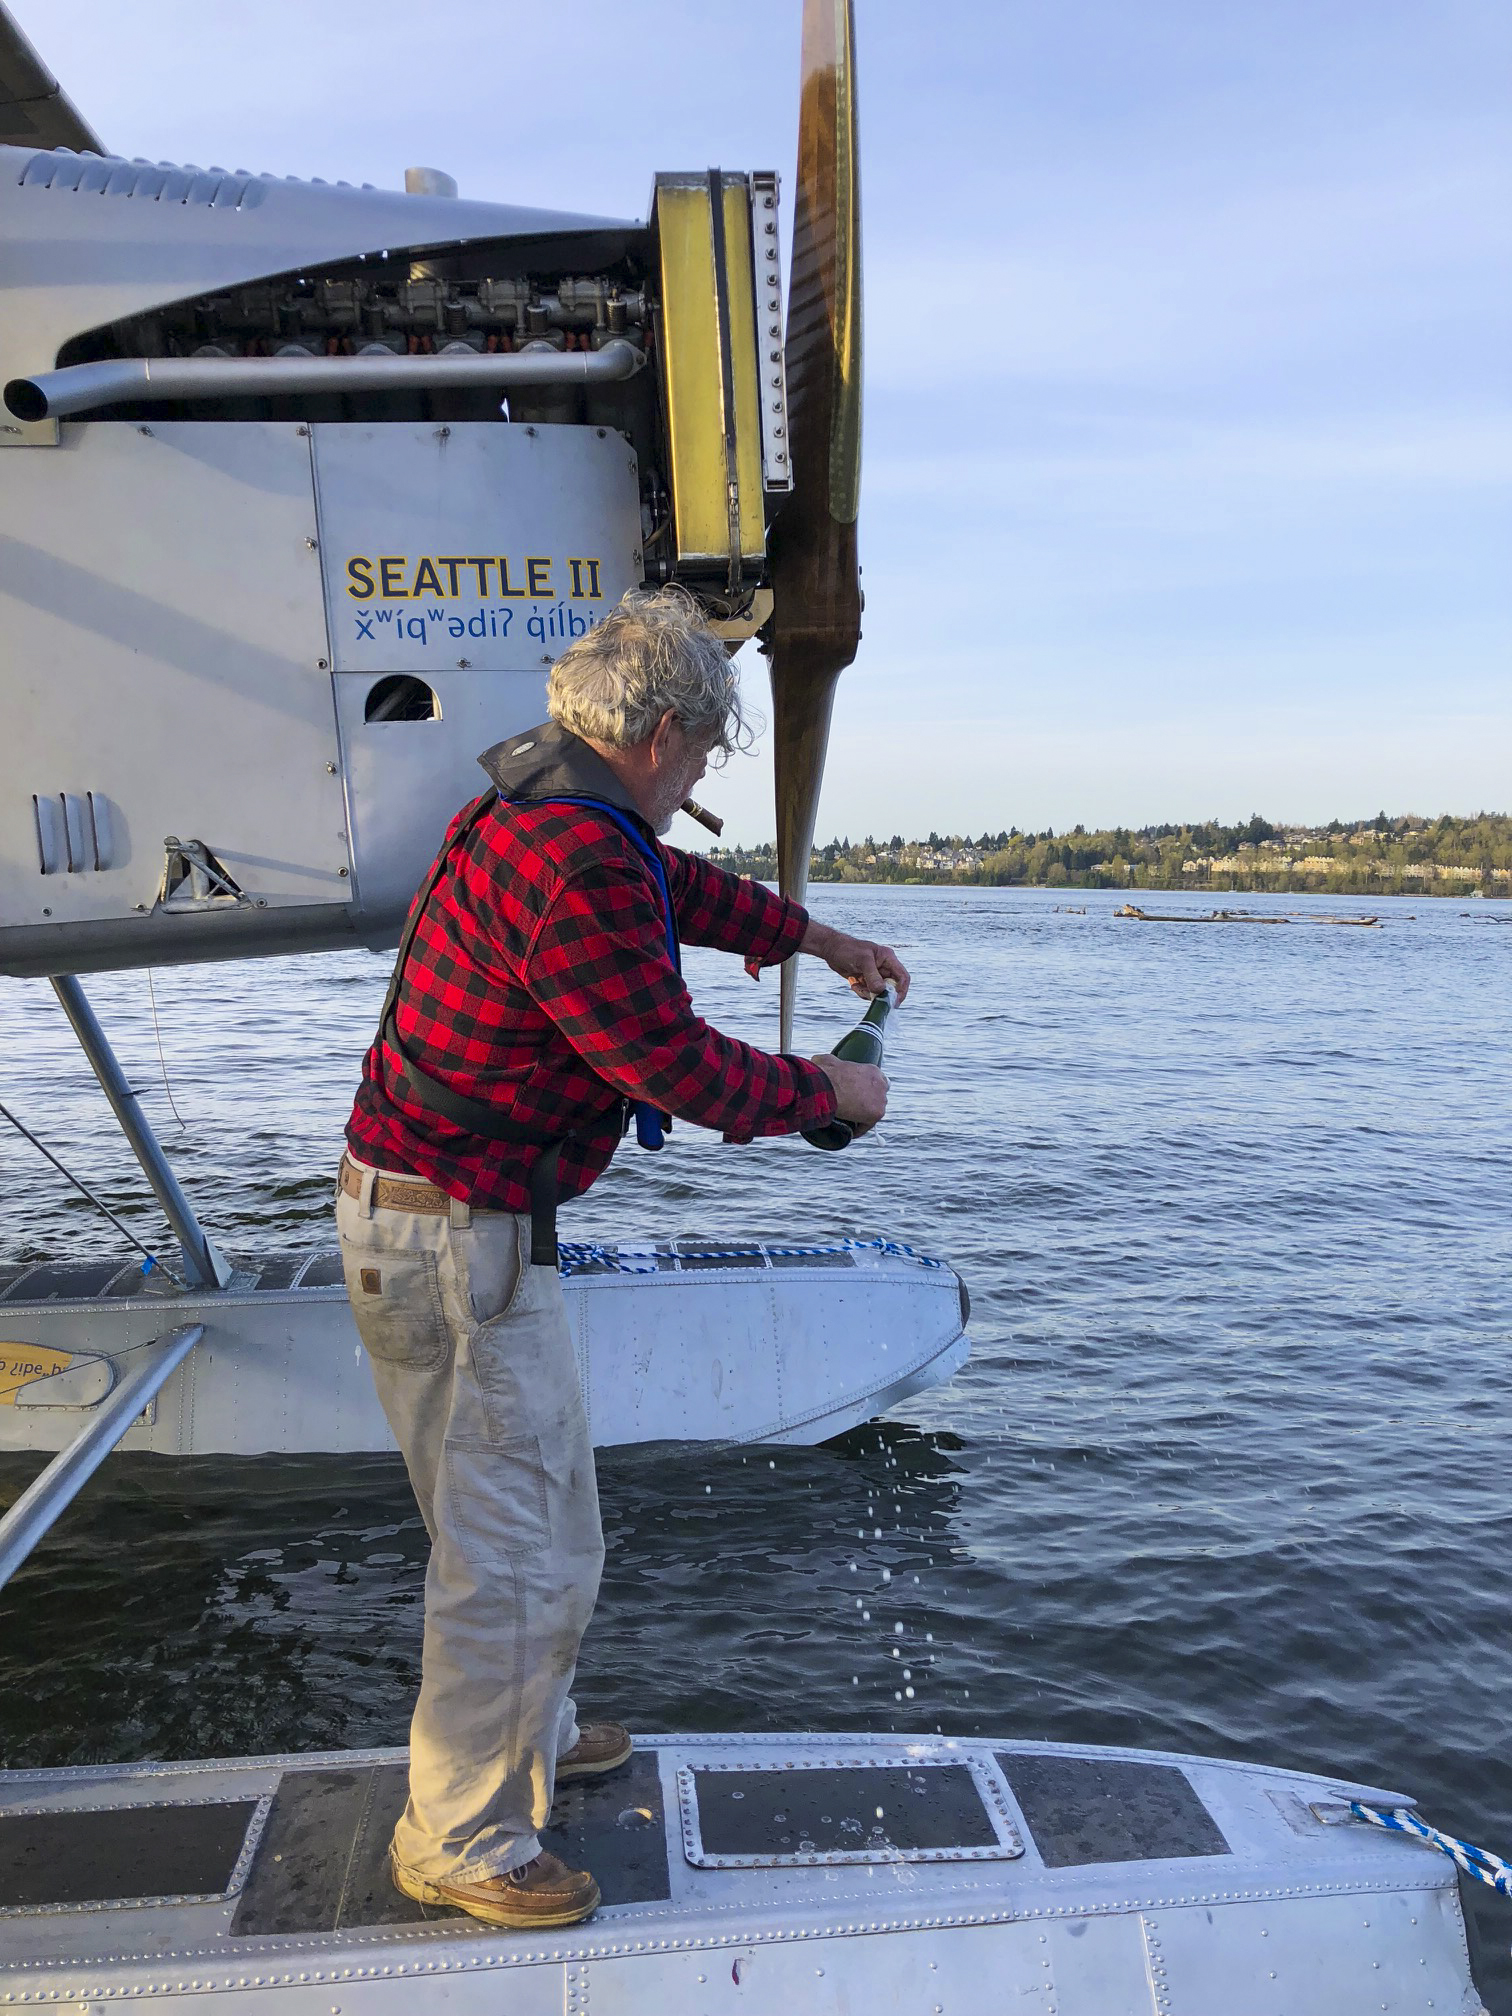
xmin=346 ymin=795 xmax=838 ymax=1210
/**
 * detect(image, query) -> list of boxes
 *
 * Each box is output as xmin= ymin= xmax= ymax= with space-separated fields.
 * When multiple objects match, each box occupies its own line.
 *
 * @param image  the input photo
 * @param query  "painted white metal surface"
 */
xmin=315 ymin=420 xmax=642 ymax=921
xmin=0 ymin=1245 xmax=970 ymax=1455
xmin=0 ymin=420 xmax=345 ymax=929
xmin=1 ymin=416 xmax=659 ymax=968
xmin=313 ymin=422 xmax=642 ymax=676
xmin=0 ymin=1734 xmax=1483 ymax=2015
xmin=0 ymin=145 xmax=636 ymax=383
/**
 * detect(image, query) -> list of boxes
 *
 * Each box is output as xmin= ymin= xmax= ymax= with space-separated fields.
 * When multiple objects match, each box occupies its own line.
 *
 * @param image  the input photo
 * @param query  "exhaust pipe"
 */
xmin=4 ymin=340 xmax=645 ymax=422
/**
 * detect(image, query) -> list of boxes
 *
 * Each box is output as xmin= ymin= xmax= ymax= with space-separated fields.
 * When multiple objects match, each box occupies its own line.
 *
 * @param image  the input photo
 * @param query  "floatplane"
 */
xmin=0 ymin=0 xmax=967 ymax=1492
xmin=0 ymin=4 xmax=1489 ymax=2008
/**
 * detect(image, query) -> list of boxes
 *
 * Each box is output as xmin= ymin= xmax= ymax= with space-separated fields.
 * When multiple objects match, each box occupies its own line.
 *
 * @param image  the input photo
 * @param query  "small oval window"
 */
xmin=365 ymin=675 xmax=440 ymax=723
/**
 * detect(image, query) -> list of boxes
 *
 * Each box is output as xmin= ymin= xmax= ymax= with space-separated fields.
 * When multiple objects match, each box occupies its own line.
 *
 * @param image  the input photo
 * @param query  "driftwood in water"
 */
xmin=1114 ymin=905 xmax=1381 ymax=928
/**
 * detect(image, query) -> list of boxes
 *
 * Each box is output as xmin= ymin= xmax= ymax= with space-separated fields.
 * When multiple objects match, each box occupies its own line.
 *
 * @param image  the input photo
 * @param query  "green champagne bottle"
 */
xmin=803 ymin=991 xmax=891 ymax=1150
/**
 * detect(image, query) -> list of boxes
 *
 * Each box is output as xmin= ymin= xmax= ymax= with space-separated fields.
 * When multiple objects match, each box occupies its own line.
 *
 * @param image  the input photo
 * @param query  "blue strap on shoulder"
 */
xmin=547 ymin=796 xmax=678 ymax=1152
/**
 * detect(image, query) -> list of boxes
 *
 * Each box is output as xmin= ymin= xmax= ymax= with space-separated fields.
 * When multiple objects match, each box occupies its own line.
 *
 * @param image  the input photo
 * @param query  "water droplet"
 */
xmin=704 ymin=1485 xmax=712 ymax=1494
xmin=894 ymin=1690 xmax=903 ymax=1701
xmin=925 ymin=1632 xmax=933 ymax=1642
xmin=768 ymin=1459 xmax=776 ymax=1470
xmin=881 ymin=1569 xmax=891 ymax=1583
xmin=876 ymin=1807 xmax=885 ymax=1819
xmin=848 ymin=1561 xmax=857 ymax=1572
xmin=905 ymin=1687 xmax=915 ymax=1698
xmin=873 ymin=1527 xmax=882 ymax=1538
xmin=862 ymin=1610 xmax=871 ymax=1621
xmin=894 ymin=1622 xmax=904 ymax=1635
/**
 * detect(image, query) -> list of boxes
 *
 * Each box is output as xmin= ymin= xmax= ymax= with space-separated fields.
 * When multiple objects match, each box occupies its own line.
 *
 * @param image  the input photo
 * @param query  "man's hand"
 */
xmin=800 ymin=920 xmax=911 ymax=1003
xmin=812 ymin=1054 xmax=889 ymax=1134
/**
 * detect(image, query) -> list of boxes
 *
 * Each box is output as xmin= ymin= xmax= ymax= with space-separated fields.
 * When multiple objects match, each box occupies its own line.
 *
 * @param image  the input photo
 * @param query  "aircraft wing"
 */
xmin=0 ymin=2 xmax=103 ymax=154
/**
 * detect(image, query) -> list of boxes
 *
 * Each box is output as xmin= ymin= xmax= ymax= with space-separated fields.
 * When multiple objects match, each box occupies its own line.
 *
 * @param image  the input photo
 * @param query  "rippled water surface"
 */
xmin=2 ymin=888 xmax=1509 ymax=1994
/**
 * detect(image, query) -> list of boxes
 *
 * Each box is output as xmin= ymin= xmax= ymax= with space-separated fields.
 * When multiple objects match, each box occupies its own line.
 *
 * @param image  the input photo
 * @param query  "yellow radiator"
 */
xmin=653 ymin=172 xmax=769 ymax=587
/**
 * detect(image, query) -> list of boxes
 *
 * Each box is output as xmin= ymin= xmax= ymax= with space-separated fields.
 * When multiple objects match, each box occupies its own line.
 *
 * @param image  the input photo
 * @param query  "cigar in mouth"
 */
xmin=681 ymin=797 xmax=724 ymax=837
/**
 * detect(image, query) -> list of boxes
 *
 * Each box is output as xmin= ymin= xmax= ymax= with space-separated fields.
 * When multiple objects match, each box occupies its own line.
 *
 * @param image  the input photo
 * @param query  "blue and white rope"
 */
xmin=557 ymin=1234 xmax=946 ymax=1280
xmin=1351 ymin=1802 xmax=1512 ymax=1898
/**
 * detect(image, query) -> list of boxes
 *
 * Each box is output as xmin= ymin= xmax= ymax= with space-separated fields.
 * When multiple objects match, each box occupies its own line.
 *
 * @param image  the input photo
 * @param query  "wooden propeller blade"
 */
xmin=765 ymin=0 xmax=863 ymax=1050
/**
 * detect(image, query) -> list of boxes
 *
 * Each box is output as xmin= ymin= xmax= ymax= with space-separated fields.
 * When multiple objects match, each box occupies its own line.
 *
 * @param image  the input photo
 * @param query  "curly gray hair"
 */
xmin=546 ymin=587 xmax=756 ymax=759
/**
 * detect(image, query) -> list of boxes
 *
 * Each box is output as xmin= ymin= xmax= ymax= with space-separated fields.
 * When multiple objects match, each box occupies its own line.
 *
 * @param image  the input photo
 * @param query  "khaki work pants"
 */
xmin=335 ymin=1155 xmax=606 ymax=1882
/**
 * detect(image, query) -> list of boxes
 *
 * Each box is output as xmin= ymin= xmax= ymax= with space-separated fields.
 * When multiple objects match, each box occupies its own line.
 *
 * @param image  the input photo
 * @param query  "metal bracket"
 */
xmin=0 ymin=413 xmax=58 ymax=448
xmin=158 ymin=836 xmax=247 ymax=911
xmin=749 ymin=169 xmax=791 ymax=493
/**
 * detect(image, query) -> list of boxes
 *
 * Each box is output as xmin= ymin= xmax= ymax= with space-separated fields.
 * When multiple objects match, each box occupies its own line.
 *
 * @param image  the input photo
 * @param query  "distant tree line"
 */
xmin=708 ymin=813 xmax=1512 ymax=898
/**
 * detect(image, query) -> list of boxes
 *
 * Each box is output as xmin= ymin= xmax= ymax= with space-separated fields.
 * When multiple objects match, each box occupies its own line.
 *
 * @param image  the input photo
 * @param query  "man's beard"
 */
xmin=650 ymin=773 xmax=694 ymax=835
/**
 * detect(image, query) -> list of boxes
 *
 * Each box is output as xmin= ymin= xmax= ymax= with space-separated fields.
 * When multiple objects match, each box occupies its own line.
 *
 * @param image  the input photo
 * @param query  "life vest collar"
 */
xmin=478 ymin=720 xmax=650 ymax=834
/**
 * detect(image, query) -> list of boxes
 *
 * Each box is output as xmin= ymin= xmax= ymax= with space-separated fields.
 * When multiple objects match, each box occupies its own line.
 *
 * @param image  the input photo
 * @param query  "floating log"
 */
xmin=1114 ymin=905 xmax=1381 ymax=927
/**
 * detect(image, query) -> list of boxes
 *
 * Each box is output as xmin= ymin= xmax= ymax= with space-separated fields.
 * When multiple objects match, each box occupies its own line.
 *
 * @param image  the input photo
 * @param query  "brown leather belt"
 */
xmin=339 ymin=1147 xmax=562 ymax=1266
xmin=339 ymin=1156 xmax=462 ymax=1216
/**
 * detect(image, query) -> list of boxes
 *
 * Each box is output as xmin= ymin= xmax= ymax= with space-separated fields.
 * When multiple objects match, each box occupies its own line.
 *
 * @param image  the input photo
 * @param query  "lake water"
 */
xmin=2 ymin=886 xmax=1509 ymax=1997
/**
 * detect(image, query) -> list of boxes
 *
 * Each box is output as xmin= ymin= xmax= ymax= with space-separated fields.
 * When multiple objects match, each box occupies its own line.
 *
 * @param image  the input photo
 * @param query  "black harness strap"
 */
xmin=525 ymin=1143 xmax=567 ymax=1270
xmin=377 ymin=791 xmax=616 ymax=1269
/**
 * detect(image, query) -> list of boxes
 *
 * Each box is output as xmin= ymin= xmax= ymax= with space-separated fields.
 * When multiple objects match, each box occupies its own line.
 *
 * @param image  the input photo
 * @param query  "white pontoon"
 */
xmin=0 ymin=1732 xmax=1483 ymax=2013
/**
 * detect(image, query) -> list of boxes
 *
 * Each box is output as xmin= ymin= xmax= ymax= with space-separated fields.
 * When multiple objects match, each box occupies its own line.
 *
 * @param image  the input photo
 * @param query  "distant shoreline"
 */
xmin=781 ymin=876 xmax=1508 ymax=900
xmin=707 ymin=812 xmax=1512 ymax=900
xmin=787 ymin=878 xmax=1510 ymax=901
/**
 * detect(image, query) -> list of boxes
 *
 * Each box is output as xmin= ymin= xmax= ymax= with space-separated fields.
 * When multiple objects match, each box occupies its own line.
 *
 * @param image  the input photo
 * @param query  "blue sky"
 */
xmin=25 ymin=0 xmax=1511 ymax=843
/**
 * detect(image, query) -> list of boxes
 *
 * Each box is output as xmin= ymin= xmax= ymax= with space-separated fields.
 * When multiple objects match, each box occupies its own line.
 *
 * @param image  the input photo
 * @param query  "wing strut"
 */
xmin=0 ymin=1325 xmax=204 ymax=1590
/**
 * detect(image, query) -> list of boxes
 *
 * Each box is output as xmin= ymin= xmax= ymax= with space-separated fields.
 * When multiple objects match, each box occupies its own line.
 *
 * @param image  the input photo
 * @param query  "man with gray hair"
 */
xmin=338 ymin=587 xmax=906 ymax=1931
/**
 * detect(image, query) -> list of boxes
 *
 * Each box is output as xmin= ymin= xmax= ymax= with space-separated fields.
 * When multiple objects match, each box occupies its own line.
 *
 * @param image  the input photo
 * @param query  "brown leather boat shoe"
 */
xmin=392 ymin=1848 xmax=600 ymax=1928
xmin=555 ymin=1721 xmax=633 ymax=1781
